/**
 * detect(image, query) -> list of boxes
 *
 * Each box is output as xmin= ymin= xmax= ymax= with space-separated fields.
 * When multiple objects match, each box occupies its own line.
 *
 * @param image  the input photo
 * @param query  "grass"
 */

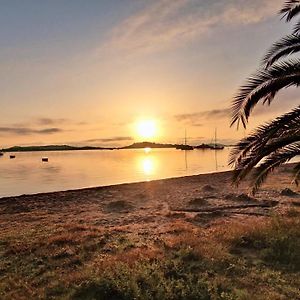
xmin=72 ymin=260 xmax=211 ymax=300
xmin=232 ymin=216 xmax=300 ymax=271
xmin=1 ymin=214 xmax=300 ymax=299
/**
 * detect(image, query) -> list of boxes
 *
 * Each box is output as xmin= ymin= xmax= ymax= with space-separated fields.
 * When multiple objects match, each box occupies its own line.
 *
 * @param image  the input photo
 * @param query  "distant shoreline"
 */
xmin=1 ymin=142 xmax=228 ymax=153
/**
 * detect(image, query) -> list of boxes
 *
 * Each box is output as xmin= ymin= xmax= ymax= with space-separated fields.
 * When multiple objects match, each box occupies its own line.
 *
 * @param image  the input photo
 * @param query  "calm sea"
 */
xmin=0 ymin=148 xmax=232 ymax=197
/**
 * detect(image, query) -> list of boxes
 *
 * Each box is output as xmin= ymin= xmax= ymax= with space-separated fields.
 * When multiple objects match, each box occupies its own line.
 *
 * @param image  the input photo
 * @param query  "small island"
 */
xmin=0 ymin=145 xmax=115 ymax=152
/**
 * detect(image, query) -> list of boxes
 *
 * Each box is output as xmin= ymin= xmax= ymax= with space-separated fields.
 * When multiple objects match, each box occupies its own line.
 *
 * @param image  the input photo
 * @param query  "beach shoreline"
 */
xmin=1 ymin=163 xmax=299 ymax=225
xmin=0 ymin=162 xmax=298 ymax=202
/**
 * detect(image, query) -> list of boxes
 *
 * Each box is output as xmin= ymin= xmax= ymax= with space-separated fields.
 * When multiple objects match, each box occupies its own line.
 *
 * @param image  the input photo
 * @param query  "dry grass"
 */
xmin=1 ymin=213 xmax=300 ymax=299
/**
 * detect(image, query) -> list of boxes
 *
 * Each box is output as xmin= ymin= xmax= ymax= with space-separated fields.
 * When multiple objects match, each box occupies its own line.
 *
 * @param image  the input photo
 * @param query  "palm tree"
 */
xmin=230 ymin=0 xmax=300 ymax=194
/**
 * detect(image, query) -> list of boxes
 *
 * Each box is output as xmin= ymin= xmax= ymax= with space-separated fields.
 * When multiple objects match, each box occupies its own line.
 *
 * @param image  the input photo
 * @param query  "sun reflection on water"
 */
xmin=142 ymin=157 xmax=155 ymax=175
xmin=144 ymin=147 xmax=151 ymax=153
xmin=139 ymin=155 xmax=156 ymax=178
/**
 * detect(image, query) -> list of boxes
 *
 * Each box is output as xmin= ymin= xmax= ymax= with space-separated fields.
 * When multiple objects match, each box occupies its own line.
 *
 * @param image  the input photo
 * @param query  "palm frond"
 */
xmin=251 ymin=143 xmax=300 ymax=194
xmin=231 ymin=60 xmax=300 ymax=128
xmin=230 ymin=1 xmax=300 ymax=194
xmin=293 ymin=20 xmax=300 ymax=34
xmin=230 ymin=106 xmax=300 ymax=188
xmin=229 ymin=106 xmax=300 ymax=167
xmin=233 ymin=134 xmax=300 ymax=184
xmin=263 ymin=34 xmax=300 ymax=68
xmin=281 ymin=0 xmax=300 ymax=21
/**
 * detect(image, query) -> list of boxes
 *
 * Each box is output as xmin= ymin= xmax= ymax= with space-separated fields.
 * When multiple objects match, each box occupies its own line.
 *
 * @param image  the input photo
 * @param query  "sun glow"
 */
xmin=140 ymin=156 xmax=156 ymax=176
xmin=136 ymin=120 xmax=157 ymax=139
xmin=144 ymin=147 xmax=151 ymax=153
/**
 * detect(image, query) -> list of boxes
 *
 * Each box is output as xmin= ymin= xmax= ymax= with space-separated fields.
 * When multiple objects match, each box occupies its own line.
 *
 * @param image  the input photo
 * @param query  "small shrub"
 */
xmin=72 ymin=259 xmax=211 ymax=300
xmin=232 ymin=216 xmax=300 ymax=271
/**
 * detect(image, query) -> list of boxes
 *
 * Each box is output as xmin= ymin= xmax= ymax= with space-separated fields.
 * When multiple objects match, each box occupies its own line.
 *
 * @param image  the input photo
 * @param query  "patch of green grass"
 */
xmin=72 ymin=259 xmax=211 ymax=300
xmin=232 ymin=216 xmax=300 ymax=271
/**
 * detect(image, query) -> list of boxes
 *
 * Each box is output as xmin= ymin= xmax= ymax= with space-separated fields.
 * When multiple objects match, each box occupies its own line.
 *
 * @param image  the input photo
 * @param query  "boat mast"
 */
xmin=214 ymin=128 xmax=217 ymax=147
xmin=185 ymin=128 xmax=187 ymax=146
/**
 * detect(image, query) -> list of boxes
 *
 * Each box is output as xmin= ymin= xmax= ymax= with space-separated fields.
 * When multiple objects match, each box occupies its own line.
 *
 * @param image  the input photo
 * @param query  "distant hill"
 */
xmin=120 ymin=142 xmax=226 ymax=150
xmin=1 ymin=145 xmax=115 ymax=152
xmin=120 ymin=142 xmax=177 ymax=149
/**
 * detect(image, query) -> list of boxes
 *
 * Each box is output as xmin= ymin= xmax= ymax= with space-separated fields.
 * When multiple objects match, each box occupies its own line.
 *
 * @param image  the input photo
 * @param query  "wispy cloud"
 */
xmin=35 ymin=118 xmax=69 ymax=126
xmin=176 ymin=90 xmax=300 ymax=126
xmin=0 ymin=127 xmax=63 ymax=136
xmin=106 ymin=0 xmax=282 ymax=55
xmin=0 ymin=117 xmax=89 ymax=137
xmin=83 ymin=136 xmax=133 ymax=143
xmin=0 ymin=116 xmax=85 ymax=136
xmin=175 ymin=108 xmax=230 ymax=125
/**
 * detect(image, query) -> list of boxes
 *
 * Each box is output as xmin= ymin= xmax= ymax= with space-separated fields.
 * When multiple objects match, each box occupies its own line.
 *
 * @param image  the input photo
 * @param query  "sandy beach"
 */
xmin=1 ymin=164 xmax=299 ymax=234
xmin=1 ymin=164 xmax=300 ymax=299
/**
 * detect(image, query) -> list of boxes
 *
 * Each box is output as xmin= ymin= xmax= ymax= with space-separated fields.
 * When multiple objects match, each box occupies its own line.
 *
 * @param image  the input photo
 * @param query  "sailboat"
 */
xmin=176 ymin=129 xmax=194 ymax=150
xmin=210 ymin=128 xmax=224 ymax=150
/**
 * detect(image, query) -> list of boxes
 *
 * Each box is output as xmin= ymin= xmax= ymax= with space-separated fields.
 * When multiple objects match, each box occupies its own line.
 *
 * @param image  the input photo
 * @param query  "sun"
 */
xmin=136 ymin=120 xmax=156 ymax=139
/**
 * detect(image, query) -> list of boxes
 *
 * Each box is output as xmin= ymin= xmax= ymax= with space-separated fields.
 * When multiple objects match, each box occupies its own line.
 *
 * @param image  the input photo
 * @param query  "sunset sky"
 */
xmin=1 ymin=0 xmax=299 ymax=147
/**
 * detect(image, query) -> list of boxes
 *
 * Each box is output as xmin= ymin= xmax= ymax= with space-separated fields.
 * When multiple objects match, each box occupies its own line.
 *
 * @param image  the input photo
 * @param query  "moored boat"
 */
xmin=176 ymin=144 xmax=194 ymax=150
xmin=209 ymin=145 xmax=224 ymax=150
xmin=176 ymin=129 xmax=194 ymax=151
xmin=195 ymin=143 xmax=211 ymax=149
xmin=210 ymin=128 xmax=224 ymax=150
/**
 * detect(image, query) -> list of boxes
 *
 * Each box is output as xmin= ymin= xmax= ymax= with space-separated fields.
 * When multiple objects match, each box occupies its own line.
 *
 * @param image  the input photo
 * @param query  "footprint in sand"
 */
xmin=188 ymin=198 xmax=209 ymax=206
xmin=104 ymin=200 xmax=134 ymax=213
xmin=201 ymin=185 xmax=216 ymax=193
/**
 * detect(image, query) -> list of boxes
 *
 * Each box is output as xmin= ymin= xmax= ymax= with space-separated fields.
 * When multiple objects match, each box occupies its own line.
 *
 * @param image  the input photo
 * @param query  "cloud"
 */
xmin=38 ymin=128 xmax=62 ymax=134
xmin=106 ymin=0 xmax=282 ymax=54
xmin=12 ymin=117 xmax=85 ymax=128
xmin=0 ymin=127 xmax=63 ymax=136
xmin=34 ymin=117 xmax=87 ymax=126
xmin=175 ymin=108 xmax=230 ymax=124
xmin=35 ymin=118 xmax=68 ymax=126
xmin=83 ymin=136 xmax=133 ymax=143
xmin=175 ymin=88 xmax=300 ymax=126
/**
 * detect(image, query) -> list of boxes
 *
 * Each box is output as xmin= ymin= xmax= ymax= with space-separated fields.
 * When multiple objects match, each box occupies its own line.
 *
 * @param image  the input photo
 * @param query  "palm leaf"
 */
xmin=263 ymin=34 xmax=300 ymax=67
xmin=281 ymin=0 xmax=300 ymax=21
xmin=230 ymin=1 xmax=300 ymax=194
xmin=233 ymin=134 xmax=300 ymax=184
xmin=230 ymin=107 xmax=300 ymax=189
xmin=230 ymin=106 xmax=300 ymax=167
xmin=230 ymin=109 xmax=300 ymax=185
xmin=293 ymin=20 xmax=300 ymax=34
xmin=251 ymin=143 xmax=300 ymax=194
xmin=231 ymin=60 xmax=300 ymax=128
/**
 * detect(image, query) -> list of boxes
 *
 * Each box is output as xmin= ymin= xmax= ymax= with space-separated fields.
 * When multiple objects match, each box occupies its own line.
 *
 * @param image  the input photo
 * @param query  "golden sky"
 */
xmin=0 ymin=0 xmax=298 ymax=147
